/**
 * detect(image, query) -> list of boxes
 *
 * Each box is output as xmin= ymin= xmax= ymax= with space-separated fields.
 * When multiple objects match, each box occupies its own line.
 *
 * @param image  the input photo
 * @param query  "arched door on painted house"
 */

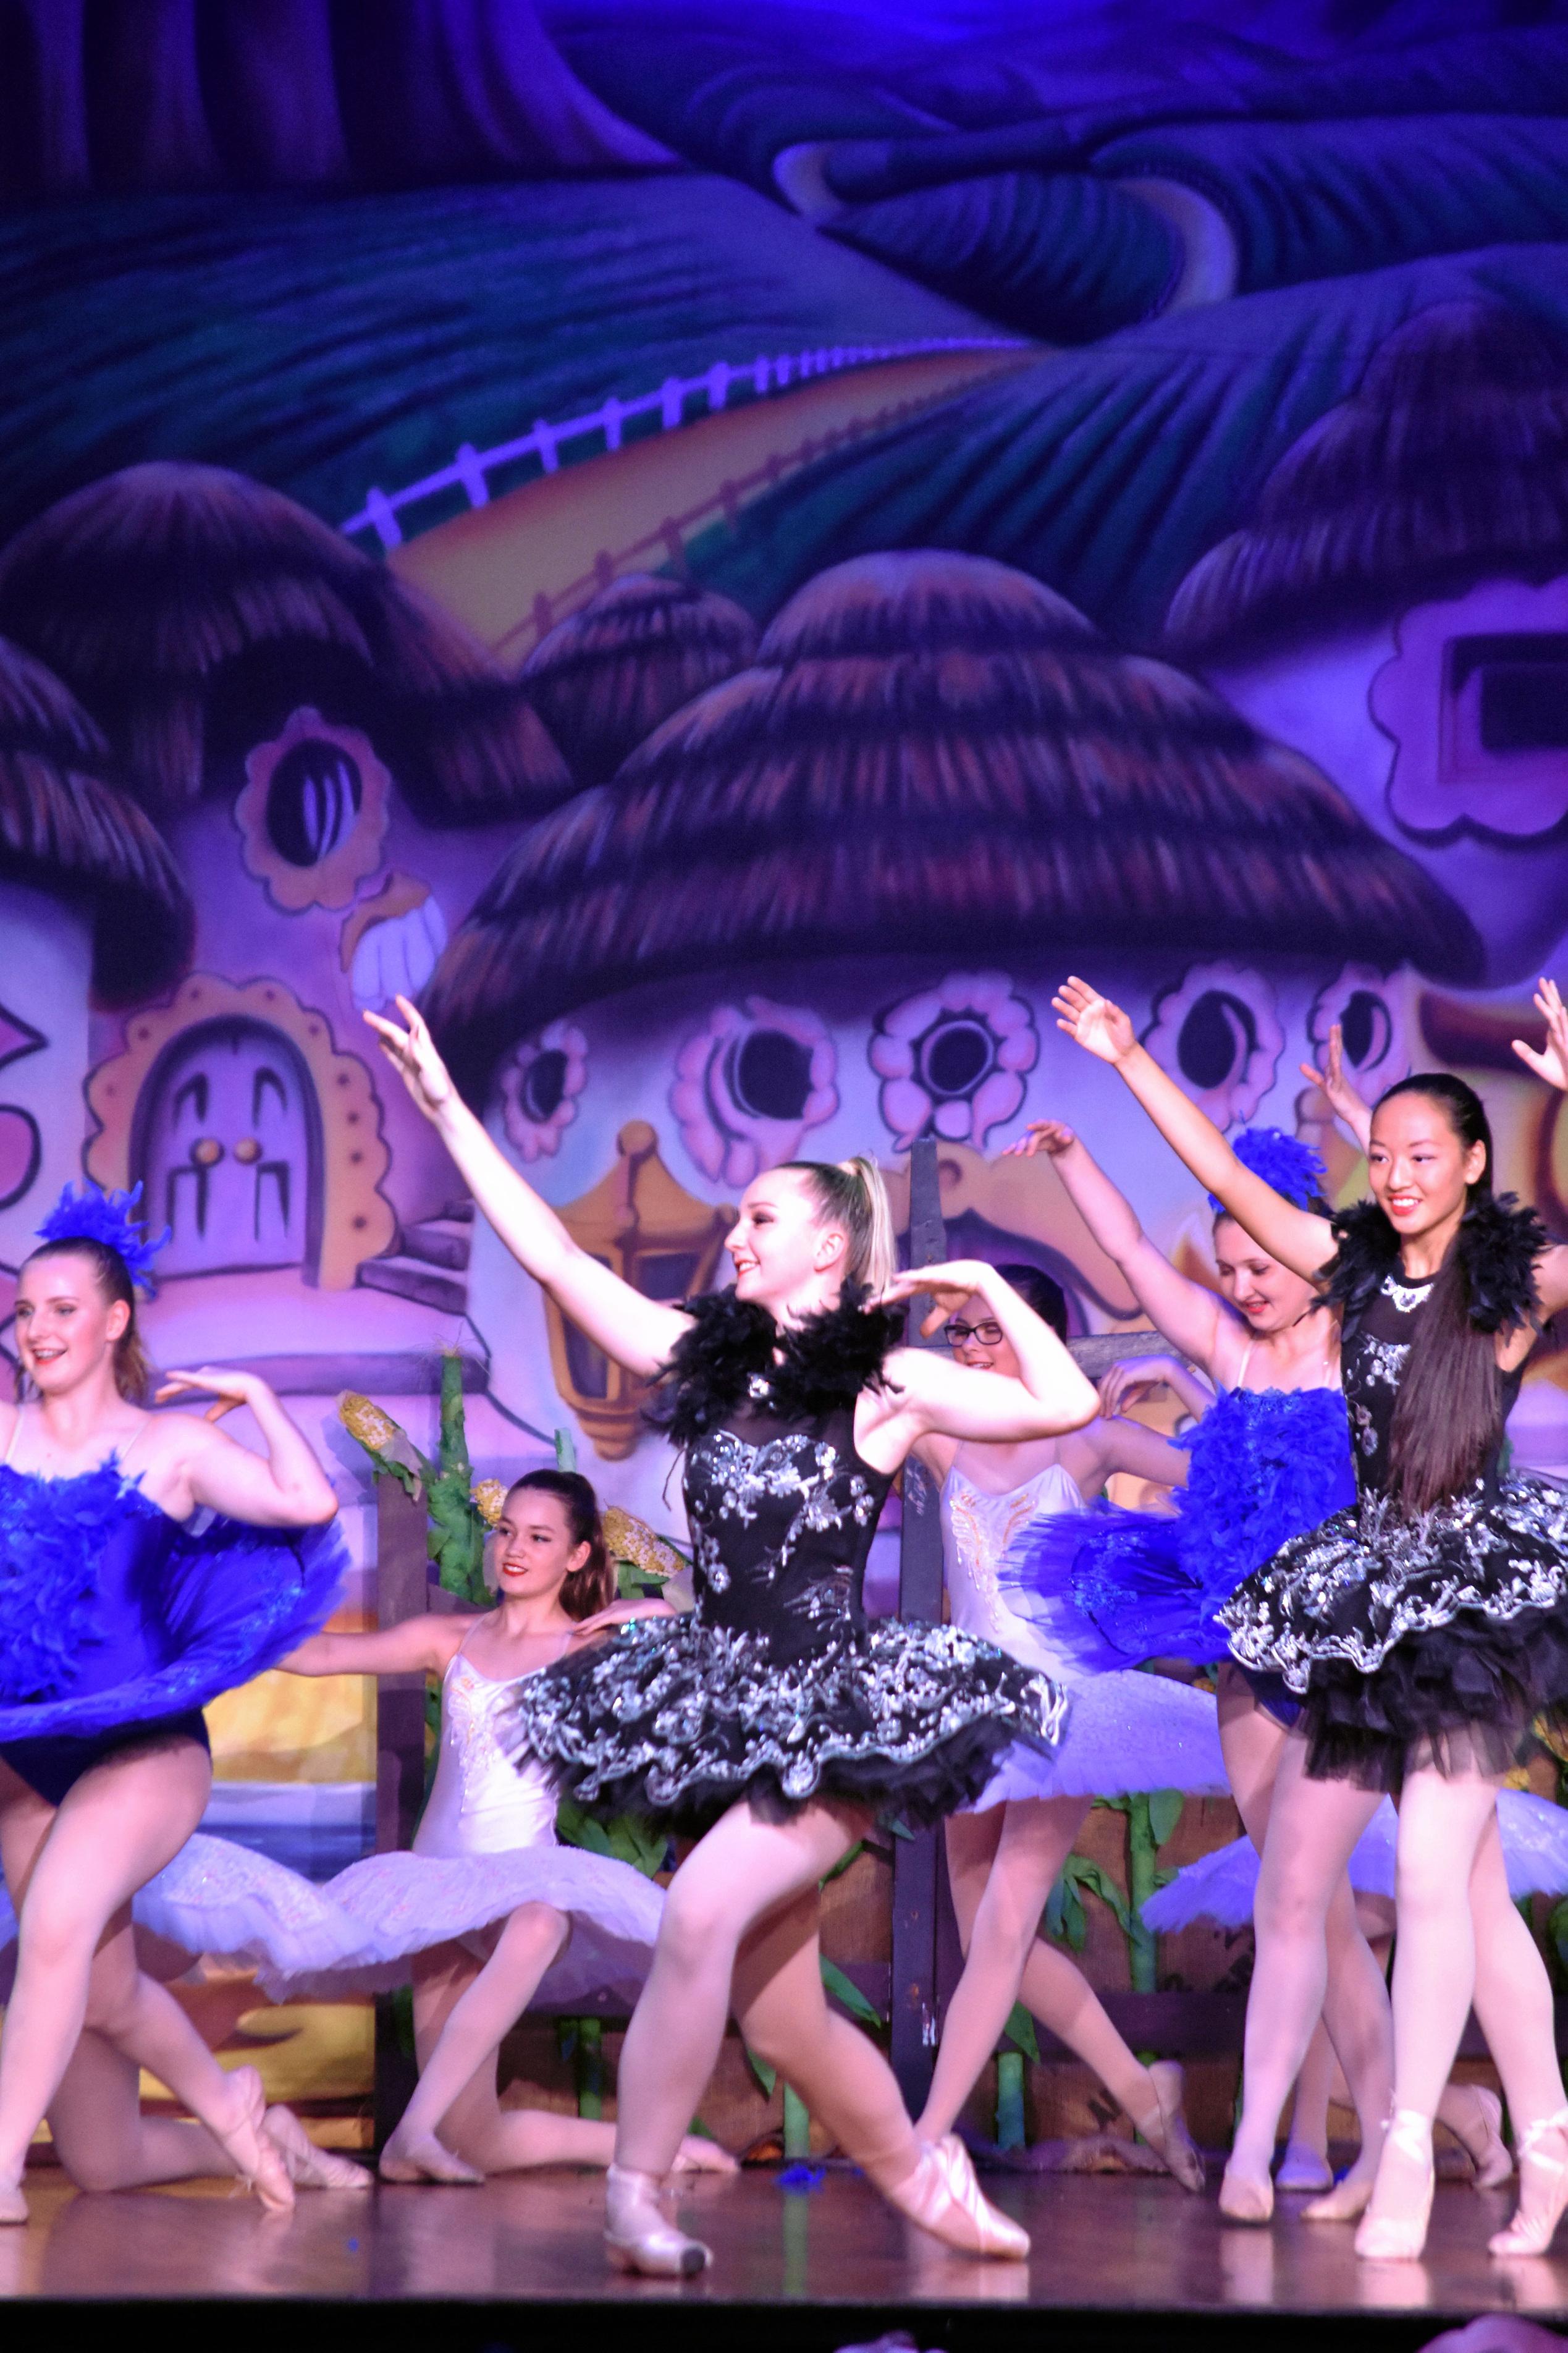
xmin=134 ymin=1018 xmax=321 ymax=1277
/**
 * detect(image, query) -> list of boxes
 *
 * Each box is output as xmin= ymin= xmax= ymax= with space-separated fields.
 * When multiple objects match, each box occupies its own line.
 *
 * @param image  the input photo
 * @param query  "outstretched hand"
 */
xmin=879 ymin=1259 xmax=999 ymax=1339
xmin=1005 ymin=1118 xmax=1076 ymax=1160
xmin=363 ymin=995 xmax=455 ymax=1121
xmin=155 ymin=1367 xmax=266 ymax=1423
xmin=1298 ymin=1022 xmax=1373 ymax=1151
xmin=1052 ymin=977 xmax=1137 ymax=1066
xmin=1513 ymin=978 xmax=1568 ymax=1092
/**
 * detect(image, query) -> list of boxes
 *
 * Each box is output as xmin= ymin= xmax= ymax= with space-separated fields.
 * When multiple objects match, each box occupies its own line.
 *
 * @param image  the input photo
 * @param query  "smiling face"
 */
xmin=14 ymin=1248 xmax=129 ymax=1400
xmin=725 ymin=1167 xmax=845 ymax=1312
xmin=943 ymin=1291 xmax=1021 ymax=1381
xmin=1367 ymin=1090 xmax=1485 ymax=1243
xmin=492 ymin=1486 xmax=589 ymax=1604
xmin=1213 ymin=1218 xmax=1321 ymax=1335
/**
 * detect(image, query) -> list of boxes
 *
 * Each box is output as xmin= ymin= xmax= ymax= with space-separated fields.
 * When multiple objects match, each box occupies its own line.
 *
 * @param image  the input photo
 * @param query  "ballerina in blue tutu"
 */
xmin=0 ymin=1184 xmax=351 ymax=2223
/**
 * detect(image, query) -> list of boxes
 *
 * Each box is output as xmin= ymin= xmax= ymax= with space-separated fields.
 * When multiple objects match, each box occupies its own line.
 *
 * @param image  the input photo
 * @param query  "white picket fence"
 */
xmin=340 ymin=335 xmax=1022 ymax=548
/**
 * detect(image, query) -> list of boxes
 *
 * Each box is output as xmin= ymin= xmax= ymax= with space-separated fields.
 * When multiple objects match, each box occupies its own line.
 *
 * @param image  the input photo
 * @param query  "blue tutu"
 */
xmin=997 ymin=1387 xmax=1357 ymax=1669
xmin=0 ymin=1462 xmax=347 ymax=1744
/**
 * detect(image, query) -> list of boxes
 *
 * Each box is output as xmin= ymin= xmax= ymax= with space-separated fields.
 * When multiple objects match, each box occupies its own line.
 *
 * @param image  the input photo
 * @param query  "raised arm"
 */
xmin=1010 ymin=1119 xmax=1240 ymax=1379
xmin=152 ymin=1371 xmax=339 ymax=1525
xmin=367 ymin=997 xmax=689 ymax=1378
xmin=1512 ymin=978 xmax=1568 ymax=1324
xmin=283 ymin=1616 xmax=471 ymax=1678
xmin=1299 ymin=1022 xmax=1373 ymax=1155
xmin=1053 ymin=978 xmax=1335 ymax=1283
xmin=875 ymin=1261 xmax=1098 ymax=1451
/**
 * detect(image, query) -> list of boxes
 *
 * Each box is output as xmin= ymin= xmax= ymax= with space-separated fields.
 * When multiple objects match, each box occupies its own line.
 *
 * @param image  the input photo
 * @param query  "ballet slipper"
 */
xmin=378 ymin=2130 xmax=484 ymax=2186
xmin=0 ymin=2179 xmax=27 ymax=2226
xmin=1446 ymin=2085 xmax=1511 ymax=2192
xmin=673 ymin=2135 xmax=739 ymax=2173
xmin=1137 ymin=2061 xmax=1205 ymax=2194
xmin=214 ymin=2065 xmax=295 ymax=2217
xmin=263 ymin=2105 xmax=372 ymax=2191
xmin=605 ymin=2162 xmax=710 ymax=2276
xmin=882 ymin=2136 xmax=1030 ymax=2261
xmin=1489 ymin=2107 xmax=1568 ymax=2258
xmin=1354 ymin=2110 xmax=1434 ymax=2262
xmin=1275 ymin=2142 xmax=1334 ymax=2195
xmin=1218 ymin=2159 xmax=1274 ymax=2224
xmin=1303 ymin=2161 xmax=1377 ymax=2223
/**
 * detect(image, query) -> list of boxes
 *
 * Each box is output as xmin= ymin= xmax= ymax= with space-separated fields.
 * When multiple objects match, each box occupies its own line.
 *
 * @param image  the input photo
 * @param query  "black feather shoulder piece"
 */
xmin=1322 ymin=1192 xmax=1544 ymax=1335
xmin=648 ymin=1284 xmax=904 ymax=1450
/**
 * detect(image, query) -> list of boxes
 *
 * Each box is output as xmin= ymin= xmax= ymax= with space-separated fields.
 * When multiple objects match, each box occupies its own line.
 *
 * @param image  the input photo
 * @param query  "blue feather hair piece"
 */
xmin=35 ymin=1181 xmax=171 ymax=1294
xmin=1208 ymin=1128 xmax=1326 ymax=1214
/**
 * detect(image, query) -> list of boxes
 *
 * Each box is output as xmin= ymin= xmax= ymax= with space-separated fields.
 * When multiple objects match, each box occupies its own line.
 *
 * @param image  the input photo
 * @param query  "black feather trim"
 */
xmin=1323 ymin=1192 xmax=1544 ymax=1337
xmin=649 ymin=1283 xmax=904 ymax=1450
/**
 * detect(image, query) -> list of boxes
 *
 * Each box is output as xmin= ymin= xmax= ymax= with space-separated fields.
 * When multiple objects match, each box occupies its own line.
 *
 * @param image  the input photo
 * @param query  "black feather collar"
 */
xmin=1324 ymin=1193 xmax=1546 ymax=1336
xmin=648 ymin=1283 xmax=904 ymax=1448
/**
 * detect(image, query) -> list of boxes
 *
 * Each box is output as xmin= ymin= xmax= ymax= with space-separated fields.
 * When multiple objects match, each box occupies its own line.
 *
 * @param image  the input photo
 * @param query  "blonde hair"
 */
xmin=781 ymin=1156 xmax=897 ymax=1294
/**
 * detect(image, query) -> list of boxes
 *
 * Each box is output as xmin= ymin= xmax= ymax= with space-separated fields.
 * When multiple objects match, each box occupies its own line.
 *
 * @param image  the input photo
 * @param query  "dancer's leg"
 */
xmin=1215 ymin=1668 xmax=1288 ymax=1851
xmin=613 ymin=1797 xmax=880 ymax=2179
xmin=44 ymin=2030 xmax=232 ymax=2189
xmin=1358 ymin=1759 xmax=1501 ymax=2244
xmin=0 ymin=1742 xmax=289 ymax=2208
xmin=1467 ymin=1809 xmax=1563 ymax=2128
xmin=1223 ymin=1736 xmax=1383 ymax=2218
xmin=920 ymin=1801 xmax=1171 ymax=2152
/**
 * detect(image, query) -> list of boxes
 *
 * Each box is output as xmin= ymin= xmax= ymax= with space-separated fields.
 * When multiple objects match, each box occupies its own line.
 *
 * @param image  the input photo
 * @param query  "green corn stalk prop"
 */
xmin=1092 ymin=1790 xmax=1184 ymax=1995
xmin=995 ymin=2002 xmax=1040 ymax=2150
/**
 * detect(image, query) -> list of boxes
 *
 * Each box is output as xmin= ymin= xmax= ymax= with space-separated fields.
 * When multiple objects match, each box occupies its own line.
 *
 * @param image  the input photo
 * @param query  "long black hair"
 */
xmin=1373 ymin=1075 xmax=1509 ymax=1514
xmin=504 ymin=1468 xmax=614 ymax=1620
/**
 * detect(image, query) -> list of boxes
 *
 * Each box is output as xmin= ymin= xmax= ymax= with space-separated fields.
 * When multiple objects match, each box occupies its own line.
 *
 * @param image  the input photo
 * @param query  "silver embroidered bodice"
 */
xmin=683 ymin=1393 xmax=893 ymax=1665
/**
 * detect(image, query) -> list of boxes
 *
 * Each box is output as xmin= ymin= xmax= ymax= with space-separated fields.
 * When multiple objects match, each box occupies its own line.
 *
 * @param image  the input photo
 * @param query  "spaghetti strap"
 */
xmin=1 ymin=1404 xmax=22 ymax=1468
xmin=1233 ymin=1338 xmax=1257 ymax=1393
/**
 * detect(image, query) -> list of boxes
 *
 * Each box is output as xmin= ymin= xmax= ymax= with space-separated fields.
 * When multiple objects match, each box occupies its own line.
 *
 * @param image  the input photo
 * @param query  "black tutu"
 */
xmin=1218 ymin=1479 xmax=1568 ymax=1789
xmin=508 ymin=1608 xmax=1067 ymax=1838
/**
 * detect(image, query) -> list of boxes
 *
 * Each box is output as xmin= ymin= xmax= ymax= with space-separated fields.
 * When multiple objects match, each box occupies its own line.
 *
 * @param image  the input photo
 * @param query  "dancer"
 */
xmin=1052 ymin=972 xmax=1568 ymax=2260
xmin=0 ymin=1185 xmax=349 ymax=2222
xmin=911 ymin=1262 xmax=1223 ymax=2184
xmin=368 ymin=994 xmax=1098 ymax=2275
xmin=998 ymin=1117 xmax=1396 ymax=2208
xmin=277 ymin=1466 xmax=734 ymax=2184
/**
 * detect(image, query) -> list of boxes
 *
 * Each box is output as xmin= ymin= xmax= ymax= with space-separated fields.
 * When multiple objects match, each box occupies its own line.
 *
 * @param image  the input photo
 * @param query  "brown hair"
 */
xmin=19 ymin=1238 xmax=153 ymax=1403
xmin=504 ymin=1468 xmax=614 ymax=1620
xmin=780 ymin=1155 xmax=896 ymax=1292
xmin=1375 ymin=1075 xmax=1501 ymax=1516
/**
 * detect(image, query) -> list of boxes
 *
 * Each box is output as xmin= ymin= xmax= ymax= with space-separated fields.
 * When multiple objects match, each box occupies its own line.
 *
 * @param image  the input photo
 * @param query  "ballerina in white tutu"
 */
xmin=912 ymin=1264 xmax=1226 ymax=2184
xmin=280 ymin=1468 xmax=734 ymax=2185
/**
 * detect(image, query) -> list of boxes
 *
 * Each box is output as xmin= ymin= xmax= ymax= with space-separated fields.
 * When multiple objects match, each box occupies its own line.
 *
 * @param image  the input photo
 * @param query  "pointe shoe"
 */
xmin=1354 ymin=2110 xmax=1434 ymax=2262
xmin=1453 ymin=2085 xmax=1512 ymax=2192
xmin=884 ymin=2137 xmax=1030 ymax=2261
xmin=1218 ymin=2160 xmax=1274 ymax=2224
xmin=0 ymin=2180 xmax=27 ymax=2227
xmin=1489 ymin=2106 xmax=1568 ymax=2258
xmin=263 ymin=2106 xmax=372 ymax=2191
xmin=605 ymin=2163 xmax=711 ymax=2277
xmin=214 ymin=2065 xmax=295 ymax=2217
xmin=378 ymin=2131 xmax=484 ymax=2186
xmin=1140 ymin=2061 xmax=1205 ymax=2194
xmin=1275 ymin=2143 xmax=1334 ymax=2195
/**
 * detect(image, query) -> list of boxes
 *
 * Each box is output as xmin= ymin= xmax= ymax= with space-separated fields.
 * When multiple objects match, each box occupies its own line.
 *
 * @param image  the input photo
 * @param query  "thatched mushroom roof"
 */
xmin=520 ymin=574 xmax=759 ymax=789
xmin=0 ymin=463 xmax=570 ymax=824
xmin=0 ymin=636 xmax=191 ymax=1005
xmin=1166 ymin=298 xmax=1568 ymax=655
xmin=424 ymin=549 xmax=1478 ymax=1100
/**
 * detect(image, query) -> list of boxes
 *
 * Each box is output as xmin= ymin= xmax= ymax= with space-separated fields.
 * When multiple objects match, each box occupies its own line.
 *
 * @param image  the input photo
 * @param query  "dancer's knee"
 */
xmin=657 ymin=1875 xmax=739 ymax=1980
xmin=1254 ymin=1872 xmax=1329 ymax=1946
xmin=15 ymin=1889 xmax=103 ymax=1981
xmin=502 ymin=1902 xmax=570 ymax=1963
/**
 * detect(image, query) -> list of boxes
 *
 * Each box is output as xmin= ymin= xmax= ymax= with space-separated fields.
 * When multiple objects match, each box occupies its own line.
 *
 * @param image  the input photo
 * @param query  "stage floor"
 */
xmin=4 ymin=2164 xmax=1566 ymax=2348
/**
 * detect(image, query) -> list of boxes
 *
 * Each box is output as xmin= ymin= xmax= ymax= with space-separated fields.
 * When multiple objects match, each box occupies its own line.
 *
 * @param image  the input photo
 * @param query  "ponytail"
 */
xmin=20 ymin=1238 xmax=153 ymax=1402
xmin=783 ymin=1155 xmax=897 ymax=1293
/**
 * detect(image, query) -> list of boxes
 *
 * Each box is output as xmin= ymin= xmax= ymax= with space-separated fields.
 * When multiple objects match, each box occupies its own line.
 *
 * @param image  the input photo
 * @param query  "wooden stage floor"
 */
xmin=3 ymin=2163 xmax=1567 ymax=2351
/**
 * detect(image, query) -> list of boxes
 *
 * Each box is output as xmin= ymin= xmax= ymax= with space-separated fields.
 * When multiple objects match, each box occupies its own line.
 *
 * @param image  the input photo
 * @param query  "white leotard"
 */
xmin=413 ymin=1645 xmax=561 ymax=1859
xmin=940 ymin=1460 xmax=1086 ymax=1684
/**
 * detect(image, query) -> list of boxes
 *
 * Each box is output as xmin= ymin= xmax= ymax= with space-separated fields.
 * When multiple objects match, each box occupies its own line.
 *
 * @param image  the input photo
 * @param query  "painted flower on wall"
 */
xmin=1143 ymin=963 xmax=1283 ymax=1131
xmin=1309 ymin=966 xmax=1410 ymax=1099
xmin=671 ymin=997 xmax=838 ymax=1188
xmin=499 ymin=1020 xmax=589 ymax=1164
xmin=870 ymin=973 xmax=1039 ymax=1152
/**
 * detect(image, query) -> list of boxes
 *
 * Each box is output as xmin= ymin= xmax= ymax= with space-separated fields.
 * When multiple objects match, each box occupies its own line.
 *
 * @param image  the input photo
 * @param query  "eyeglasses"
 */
xmin=943 ymin=1319 xmax=1005 ymax=1348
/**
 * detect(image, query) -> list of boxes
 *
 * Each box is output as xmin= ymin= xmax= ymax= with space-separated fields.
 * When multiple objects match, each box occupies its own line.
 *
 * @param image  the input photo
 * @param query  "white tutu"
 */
xmin=1143 ymin=1788 xmax=1568 ymax=1930
xmin=966 ymin=1669 xmax=1228 ymax=1810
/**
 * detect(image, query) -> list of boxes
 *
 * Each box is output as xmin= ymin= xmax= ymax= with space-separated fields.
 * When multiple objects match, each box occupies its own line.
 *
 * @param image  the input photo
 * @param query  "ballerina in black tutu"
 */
xmin=368 ymin=997 xmax=1098 ymax=2275
xmin=1053 ymin=973 xmax=1568 ymax=2263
